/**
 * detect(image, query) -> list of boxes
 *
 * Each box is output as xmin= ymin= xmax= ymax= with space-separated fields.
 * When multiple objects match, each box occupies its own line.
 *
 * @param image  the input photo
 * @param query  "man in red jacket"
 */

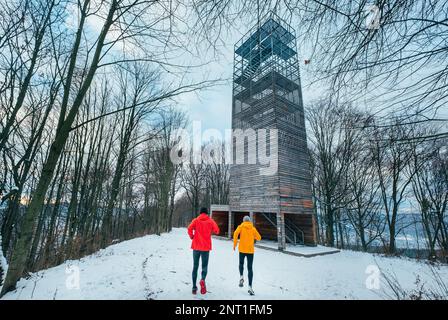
xmin=187 ymin=207 xmax=220 ymax=294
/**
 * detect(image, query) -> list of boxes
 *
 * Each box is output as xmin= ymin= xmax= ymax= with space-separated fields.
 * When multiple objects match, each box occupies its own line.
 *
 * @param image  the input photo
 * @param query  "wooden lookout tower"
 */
xmin=211 ymin=12 xmax=317 ymax=249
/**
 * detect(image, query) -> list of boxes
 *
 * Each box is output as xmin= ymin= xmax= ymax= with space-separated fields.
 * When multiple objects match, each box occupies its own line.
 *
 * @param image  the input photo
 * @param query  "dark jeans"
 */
xmin=192 ymin=250 xmax=210 ymax=288
xmin=239 ymin=252 xmax=254 ymax=286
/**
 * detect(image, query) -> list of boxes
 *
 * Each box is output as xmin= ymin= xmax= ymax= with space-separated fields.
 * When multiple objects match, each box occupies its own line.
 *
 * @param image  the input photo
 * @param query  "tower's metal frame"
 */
xmin=228 ymin=12 xmax=317 ymax=247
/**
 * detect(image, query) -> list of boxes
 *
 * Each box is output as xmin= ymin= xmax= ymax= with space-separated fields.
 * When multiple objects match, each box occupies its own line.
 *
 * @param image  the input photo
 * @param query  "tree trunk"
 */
xmin=0 ymin=0 xmax=117 ymax=296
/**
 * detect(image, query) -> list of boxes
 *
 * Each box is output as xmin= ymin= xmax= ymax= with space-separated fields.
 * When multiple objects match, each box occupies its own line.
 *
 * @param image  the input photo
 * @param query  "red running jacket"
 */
xmin=187 ymin=213 xmax=220 ymax=251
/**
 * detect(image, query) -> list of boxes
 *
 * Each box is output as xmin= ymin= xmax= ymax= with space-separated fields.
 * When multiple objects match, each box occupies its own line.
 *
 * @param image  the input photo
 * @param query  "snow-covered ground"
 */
xmin=1 ymin=228 xmax=447 ymax=300
xmin=255 ymin=240 xmax=340 ymax=256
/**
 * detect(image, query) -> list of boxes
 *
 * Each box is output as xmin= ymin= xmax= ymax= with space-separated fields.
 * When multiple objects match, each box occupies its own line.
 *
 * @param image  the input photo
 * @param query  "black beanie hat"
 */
xmin=200 ymin=207 xmax=208 ymax=214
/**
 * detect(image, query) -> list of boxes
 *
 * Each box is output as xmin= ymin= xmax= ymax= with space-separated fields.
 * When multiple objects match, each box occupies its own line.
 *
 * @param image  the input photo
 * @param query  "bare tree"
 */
xmin=307 ymin=99 xmax=361 ymax=246
xmin=344 ymin=126 xmax=384 ymax=251
xmin=411 ymin=138 xmax=448 ymax=259
xmin=370 ymin=120 xmax=423 ymax=254
xmin=141 ymin=108 xmax=186 ymax=235
xmin=0 ymin=0 xmax=217 ymax=296
xmin=203 ymin=140 xmax=230 ymax=207
xmin=101 ymin=63 xmax=162 ymax=246
xmin=181 ymin=155 xmax=206 ymax=221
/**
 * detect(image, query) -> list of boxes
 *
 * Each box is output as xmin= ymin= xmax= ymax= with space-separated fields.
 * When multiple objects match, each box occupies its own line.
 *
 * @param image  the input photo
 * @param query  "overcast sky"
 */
xmin=174 ymin=22 xmax=324 ymax=135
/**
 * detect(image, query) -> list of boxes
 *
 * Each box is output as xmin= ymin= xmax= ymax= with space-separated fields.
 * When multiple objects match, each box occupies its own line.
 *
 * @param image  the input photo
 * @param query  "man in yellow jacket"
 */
xmin=233 ymin=215 xmax=261 ymax=295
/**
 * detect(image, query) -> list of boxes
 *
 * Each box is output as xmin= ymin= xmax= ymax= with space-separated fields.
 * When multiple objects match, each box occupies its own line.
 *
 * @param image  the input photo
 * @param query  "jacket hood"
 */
xmin=241 ymin=221 xmax=253 ymax=229
xmin=198 ymin=213 xmax=210 ymax=221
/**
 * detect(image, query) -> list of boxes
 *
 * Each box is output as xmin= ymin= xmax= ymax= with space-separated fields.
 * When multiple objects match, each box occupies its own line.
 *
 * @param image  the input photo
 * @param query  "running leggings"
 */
xmin=192 ymin=250 xmax=209 ymax=287
xmin=239 ymin=252 xmax=254 ymax=286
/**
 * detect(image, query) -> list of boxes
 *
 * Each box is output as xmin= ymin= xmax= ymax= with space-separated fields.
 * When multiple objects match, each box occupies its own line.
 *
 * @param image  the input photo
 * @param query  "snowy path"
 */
xmin=2 ymin=228 xmax=447 ymax=300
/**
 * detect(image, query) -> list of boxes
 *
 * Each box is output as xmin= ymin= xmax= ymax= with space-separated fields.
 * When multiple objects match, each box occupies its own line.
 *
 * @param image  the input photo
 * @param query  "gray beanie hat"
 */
xmin=243 ymin=215 xmax=251 ymax=222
